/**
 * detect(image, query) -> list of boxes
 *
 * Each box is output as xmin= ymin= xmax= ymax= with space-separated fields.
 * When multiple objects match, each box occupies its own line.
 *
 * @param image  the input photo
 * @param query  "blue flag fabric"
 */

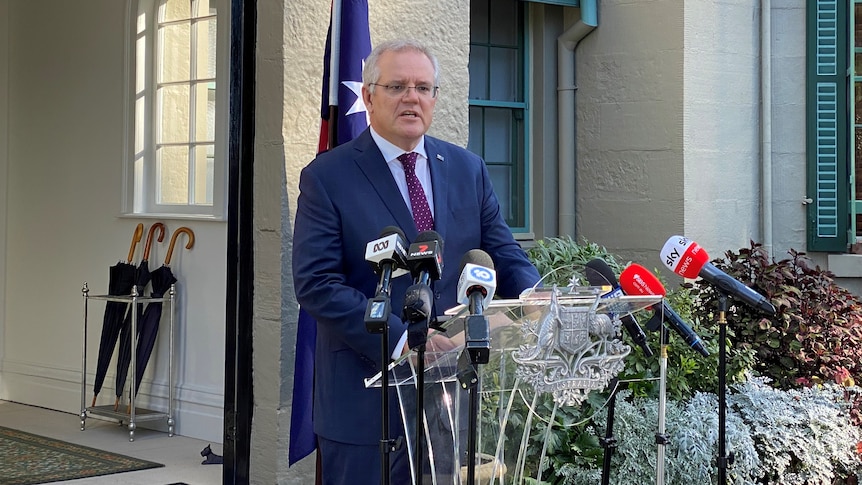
xmin=317 ymin=0 xmax=372 ymax=152
xmin=289 ymin=0 xmax=371 ymax=467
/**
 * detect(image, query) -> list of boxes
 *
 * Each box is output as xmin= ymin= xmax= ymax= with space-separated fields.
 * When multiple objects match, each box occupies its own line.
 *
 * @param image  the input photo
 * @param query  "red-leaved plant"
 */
xmin=686 ymin=242 xmax=862 ymax=401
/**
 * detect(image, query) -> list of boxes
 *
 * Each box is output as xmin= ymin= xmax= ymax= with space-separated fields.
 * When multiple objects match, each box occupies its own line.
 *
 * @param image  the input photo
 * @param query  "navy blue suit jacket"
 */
xmin=292 ymin=129 xmax=540 ymax=445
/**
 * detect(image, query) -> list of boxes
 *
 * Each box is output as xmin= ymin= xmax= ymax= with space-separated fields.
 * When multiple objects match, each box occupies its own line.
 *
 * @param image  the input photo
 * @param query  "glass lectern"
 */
xmin=366 ymin=286 xmax=661 ymax=485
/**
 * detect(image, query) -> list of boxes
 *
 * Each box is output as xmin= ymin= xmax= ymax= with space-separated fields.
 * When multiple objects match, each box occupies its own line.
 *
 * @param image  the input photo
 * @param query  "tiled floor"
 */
xmin=0 ymin=400 xmax=223 ymax=484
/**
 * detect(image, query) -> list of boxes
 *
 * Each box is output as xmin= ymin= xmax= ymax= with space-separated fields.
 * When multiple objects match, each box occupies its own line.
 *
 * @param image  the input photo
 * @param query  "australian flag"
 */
xmin=289 ymin=0 xmax=371 ymax=467
xmin=317 ymin=0 xmax=372 ymax=153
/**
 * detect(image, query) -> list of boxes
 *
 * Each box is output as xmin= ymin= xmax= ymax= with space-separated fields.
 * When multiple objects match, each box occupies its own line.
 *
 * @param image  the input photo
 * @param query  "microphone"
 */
xmin=403 ymin=283 xmax=434 ymax=350
xmin=620 ymin=263 xmax=709 ymax=357
xmin=363 ymin=226 xmax=409 ymax=334
xmin=364 ymin=226 xmax=409 ymax=297
xmin=405 ymin=230 xmax=444 ymax=285
xmin=660 ymin=236 xmax=776 ymax=316
xmin=457 ymin=249 xmax=497 ymax=315
xmin=402 ymin=230 xmax=443 ymax=349
xmin=456 ymin=250 xmax=497 ymax=364
xmin=584 ymin=259 xmax=654 ymax=358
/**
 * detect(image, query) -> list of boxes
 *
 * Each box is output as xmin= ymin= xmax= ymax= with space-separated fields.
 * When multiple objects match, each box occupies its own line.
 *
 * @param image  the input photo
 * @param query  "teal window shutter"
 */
xmin=807 ymin=0 xmax=850 ymax=251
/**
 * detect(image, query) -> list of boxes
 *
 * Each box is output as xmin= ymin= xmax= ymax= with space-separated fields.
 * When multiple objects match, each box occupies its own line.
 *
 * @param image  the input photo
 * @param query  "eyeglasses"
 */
xmin=369 ymin=83 xmax=439 ymax=99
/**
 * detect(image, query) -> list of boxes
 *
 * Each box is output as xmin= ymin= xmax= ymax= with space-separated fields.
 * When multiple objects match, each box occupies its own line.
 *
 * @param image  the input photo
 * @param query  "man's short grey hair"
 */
xmin=362 ymin=39 xmax=440 ymax=92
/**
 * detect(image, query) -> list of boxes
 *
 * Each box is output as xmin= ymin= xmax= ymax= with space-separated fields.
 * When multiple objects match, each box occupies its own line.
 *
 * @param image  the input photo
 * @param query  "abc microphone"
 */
xmin=584 ymin=259 xmax=654 ymax=358
xmin=457 ymin=250 xmax=497 ymax=366
xmin=364 ymin=226 xmax=409 ymax=334
xmin=660 ymin=236 xmax=776 ymax=316
xmin=620 ymin=263 xmax=709 ymax=357
xmin=364 ymin=226 xmax=409 ymax=297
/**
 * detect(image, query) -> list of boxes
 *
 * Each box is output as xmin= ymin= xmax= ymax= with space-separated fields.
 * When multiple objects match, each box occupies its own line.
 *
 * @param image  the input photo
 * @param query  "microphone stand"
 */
xmin=655 ymin=325 xmax=669 ymax=485
xmin=599 ymin=378 xmax=626 ymax=485
xmin=458 ymin=313 xmax=490 ymax=485
xmin=403 ymin=283 xmax=433 ymax=484
xmin=364 ymin=276 xmax=398 ymax=485
xmin=716 ymin=293 xmax=732 ymax=484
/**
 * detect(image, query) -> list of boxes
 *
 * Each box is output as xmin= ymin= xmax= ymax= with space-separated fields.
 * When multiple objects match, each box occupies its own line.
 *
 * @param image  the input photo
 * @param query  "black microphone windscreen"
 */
xmin=414 ymin=230 xmax=443 ymax=250
xmin=585 ymin=258 xmax=619 ymax=287
xmin=458 ymin=249 xmax=494 ymax=273
xmin=379 ymin=225 xmax=406 ymax=239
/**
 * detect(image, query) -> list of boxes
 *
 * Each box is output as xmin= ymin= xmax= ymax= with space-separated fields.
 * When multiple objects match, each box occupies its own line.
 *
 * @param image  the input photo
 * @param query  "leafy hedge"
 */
xmin=511 ymin=237 xmax=862 ymax=484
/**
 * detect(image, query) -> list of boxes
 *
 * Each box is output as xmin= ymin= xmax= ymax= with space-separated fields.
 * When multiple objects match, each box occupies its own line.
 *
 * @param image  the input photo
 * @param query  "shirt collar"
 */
xmin=369 ymin=127 xmax=428 ymax=163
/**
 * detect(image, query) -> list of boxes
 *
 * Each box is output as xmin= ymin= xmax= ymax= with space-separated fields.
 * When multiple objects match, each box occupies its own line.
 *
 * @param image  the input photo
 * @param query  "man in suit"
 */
xmin=292 ymin=38 xmax=541 ymax=485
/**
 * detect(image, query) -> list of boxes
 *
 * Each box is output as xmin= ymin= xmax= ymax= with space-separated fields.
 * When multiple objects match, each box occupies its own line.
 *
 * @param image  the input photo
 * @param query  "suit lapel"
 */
xmin=425 ymin=138 xmax=449 ymax=239
xmin=352 ymin=131 xmax=417 ymax=234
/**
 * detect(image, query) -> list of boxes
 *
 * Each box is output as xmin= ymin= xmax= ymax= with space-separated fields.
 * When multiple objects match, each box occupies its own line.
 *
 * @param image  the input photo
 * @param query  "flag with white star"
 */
xmin=291 ymin=0 xmax=371 ymax=468
xmin=317 ymin=0 xmax=371 ymax=153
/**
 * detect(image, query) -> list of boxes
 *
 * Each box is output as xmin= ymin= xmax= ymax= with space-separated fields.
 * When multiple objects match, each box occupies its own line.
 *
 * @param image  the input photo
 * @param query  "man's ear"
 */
xmin=362 ymin=86 xmax=373 ymax=110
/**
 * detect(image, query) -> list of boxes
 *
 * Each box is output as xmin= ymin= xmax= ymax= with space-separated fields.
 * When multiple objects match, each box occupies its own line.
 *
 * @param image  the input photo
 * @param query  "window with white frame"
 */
xmin=125 ymin=0 xmax=228 ymax=219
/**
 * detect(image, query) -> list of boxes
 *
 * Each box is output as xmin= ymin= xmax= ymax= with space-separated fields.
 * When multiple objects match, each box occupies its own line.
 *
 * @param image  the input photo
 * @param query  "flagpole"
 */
xmin=327 ymin=0 xmax=343 ymax=149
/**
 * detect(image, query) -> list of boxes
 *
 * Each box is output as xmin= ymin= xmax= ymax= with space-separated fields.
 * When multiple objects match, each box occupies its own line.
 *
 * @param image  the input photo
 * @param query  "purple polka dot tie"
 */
xmin=398 ymin=152 xmax=434 ymax=231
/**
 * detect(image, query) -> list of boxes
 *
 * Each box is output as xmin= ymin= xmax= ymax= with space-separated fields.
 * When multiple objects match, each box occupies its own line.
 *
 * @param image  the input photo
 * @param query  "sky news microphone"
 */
xmin=620 ymin=263 xmax=709 ymax=357
xmin=584 ymin=258 xmax=654 ymax=358
xmin=660 ymin=236 xmax=776 ymax=316
xmin=406 ymin=230 xmax=444 ymax=285
xmin=364 ymin=226 xmax=409 ymax=298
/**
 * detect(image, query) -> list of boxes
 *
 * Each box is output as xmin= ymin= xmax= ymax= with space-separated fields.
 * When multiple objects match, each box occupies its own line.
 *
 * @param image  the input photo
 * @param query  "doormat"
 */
xmin=0 ymin=425 xmax=163 ymax=485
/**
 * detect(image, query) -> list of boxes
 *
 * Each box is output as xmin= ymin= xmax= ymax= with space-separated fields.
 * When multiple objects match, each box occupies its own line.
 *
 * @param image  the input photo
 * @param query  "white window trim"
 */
xmin=121 ymin=0 xmax=230 ymax=221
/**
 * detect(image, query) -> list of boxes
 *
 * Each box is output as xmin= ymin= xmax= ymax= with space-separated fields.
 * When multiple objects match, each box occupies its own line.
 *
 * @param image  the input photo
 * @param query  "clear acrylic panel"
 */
xmin=367 ymin=271 xmax=662 ymax=485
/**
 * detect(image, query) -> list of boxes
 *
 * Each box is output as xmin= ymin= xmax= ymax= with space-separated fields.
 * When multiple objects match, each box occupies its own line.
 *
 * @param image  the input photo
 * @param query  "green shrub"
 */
xmin=508 ymin=237 xmax=862 ymax=483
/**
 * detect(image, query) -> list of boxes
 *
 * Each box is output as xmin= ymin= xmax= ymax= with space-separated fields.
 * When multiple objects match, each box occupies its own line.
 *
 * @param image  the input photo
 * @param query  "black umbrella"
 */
xmin=91 ymin=223 xmax=144 ymax=407
xmin=114 ymin=223 xmax=165 ymax=411
xmin=127 ymin=226 xmax=194 ymax=411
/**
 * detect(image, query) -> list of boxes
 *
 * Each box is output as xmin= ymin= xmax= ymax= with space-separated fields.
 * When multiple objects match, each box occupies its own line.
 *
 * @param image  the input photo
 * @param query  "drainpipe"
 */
xmin=761 ymin=0 xmax=773 ymax=256
xmin=558 ymin=0 xmax=598 ymax=237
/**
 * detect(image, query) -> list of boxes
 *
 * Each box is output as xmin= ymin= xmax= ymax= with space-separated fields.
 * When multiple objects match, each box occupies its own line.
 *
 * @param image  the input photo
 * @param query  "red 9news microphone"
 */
xmin=620 ymin=263 xmax=709 ymax=357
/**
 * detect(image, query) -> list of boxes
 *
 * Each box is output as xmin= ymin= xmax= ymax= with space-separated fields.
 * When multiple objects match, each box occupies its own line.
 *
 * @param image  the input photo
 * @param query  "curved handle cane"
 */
xmin=126 ymin=223 xmax=144 ymax=263
xmin=165 ymin=227 xmax=195 ymax=265
xmin=143 ymin=223 xmax=166 ymax=262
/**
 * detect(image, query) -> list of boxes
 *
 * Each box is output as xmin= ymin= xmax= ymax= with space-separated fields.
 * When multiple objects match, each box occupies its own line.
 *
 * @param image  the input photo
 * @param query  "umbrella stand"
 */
xmin=80 ymin=281 xmax=179 ymax=441
xmin=127 ymin=226 xmax=194 ymax=415
xmin=91 ymin=223 xmax=144 ymax=408
xmin=115 ymin=223 xmax=165 ymax=411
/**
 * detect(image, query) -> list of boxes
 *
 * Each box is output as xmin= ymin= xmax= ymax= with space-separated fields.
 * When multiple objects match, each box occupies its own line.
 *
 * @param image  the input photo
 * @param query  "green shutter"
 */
xmin=807 ymin=0 xmax=850 ymax=252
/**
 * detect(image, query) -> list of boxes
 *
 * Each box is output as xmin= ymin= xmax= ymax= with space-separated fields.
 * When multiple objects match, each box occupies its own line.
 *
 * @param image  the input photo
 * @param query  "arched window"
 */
xmin=124 ymin=0 xmax=229 ymax=219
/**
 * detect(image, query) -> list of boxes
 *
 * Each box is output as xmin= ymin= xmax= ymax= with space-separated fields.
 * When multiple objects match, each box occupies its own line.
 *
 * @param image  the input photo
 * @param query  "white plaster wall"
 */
xmin=272 ymin=0 xmax=470 ymax=482
xmin=683 ymin=0 xmax=762 ymax=254
xmin=575 ymin=0 xmax=685 ymax=265
xmin=2 ymin=0 xmax=225 ymax=443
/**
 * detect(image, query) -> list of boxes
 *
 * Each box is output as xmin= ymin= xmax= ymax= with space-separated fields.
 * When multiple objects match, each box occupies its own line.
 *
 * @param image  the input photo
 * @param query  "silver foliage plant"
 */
xmin=590 ymin=378 xmax=862 ymax=484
